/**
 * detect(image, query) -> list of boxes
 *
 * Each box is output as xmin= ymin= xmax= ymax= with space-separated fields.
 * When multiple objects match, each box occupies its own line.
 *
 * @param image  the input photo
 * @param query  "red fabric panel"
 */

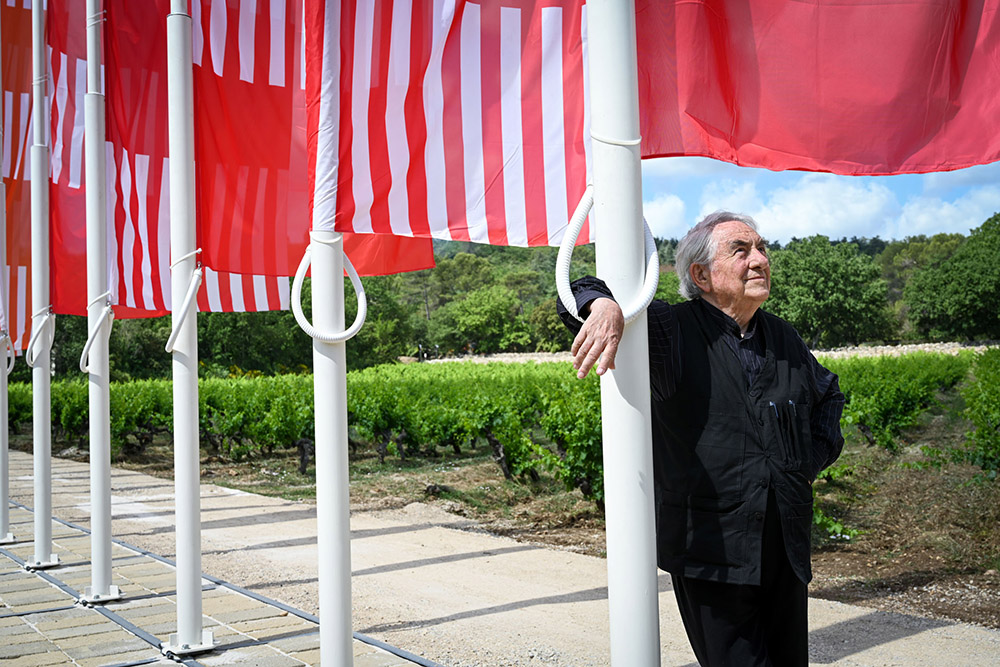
xmin=636 ymin=0 xmax=1000 ymax=175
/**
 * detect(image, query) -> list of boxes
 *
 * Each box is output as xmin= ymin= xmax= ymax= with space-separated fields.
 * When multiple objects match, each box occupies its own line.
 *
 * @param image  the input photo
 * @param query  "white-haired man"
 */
xmin=558 ymin=211 xmax=845 ymax=667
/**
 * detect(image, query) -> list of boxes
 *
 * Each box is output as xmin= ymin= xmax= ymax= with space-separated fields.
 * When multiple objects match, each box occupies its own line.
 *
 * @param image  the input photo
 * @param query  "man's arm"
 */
xmin=556 ymin=277 xmax=624 ymax=379
xmin=808 ymin=358 xmax=846 ymax=478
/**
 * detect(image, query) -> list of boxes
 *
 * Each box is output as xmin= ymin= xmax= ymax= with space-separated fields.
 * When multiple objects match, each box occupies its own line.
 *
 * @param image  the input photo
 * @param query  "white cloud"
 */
xmin=752 ymin=174 xmax=899 ymax=242
xmin=641 ymin=193 xmax=687 ymax=239
xmin=698 ymin=181 xmax=762 ymax=221
xmin=886 ymin=185 xmax=1000 ymax=238
xmin=922 ymin=162 xmax=1000 ymax=195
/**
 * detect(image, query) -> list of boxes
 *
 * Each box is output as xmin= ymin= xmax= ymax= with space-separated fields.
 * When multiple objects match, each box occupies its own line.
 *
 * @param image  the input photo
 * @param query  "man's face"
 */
xmin=699 ymin=221 xmax=771 ymax=309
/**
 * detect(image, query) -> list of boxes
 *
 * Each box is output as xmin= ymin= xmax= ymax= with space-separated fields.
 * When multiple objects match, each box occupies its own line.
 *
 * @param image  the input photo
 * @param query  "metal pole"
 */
xmin=0 ymin=186 xmax=10 ymax=544
xmin=585 ymin=1 xmax=660 ymax=664
xmin=0 ymin=5 xmax=13 ymax=547
xmin=81 ymin=0 xmax=120 ymax=604
xmin=163 ymin=0 xmax=212 ymax=654
xmin=311 ymin=231 xmax=354 ymax=666
xmin=28 ymin=0 xmax=58 ymax=571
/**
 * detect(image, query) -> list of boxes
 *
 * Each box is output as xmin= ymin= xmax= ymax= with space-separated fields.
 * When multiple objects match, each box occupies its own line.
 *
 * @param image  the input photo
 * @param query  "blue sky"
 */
xmin=640 ymin=158 xmax=1000 ymax=245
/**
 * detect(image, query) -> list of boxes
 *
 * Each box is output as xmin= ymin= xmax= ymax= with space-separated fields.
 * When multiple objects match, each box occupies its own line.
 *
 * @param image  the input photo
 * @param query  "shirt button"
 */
xmin=754 ymin=512 xmax=764 ymax=521
xmin=757 ymin=417 xmax=765 ymax=426
xmin=749 ymin=388 xmax=761 ymax=399
xmin=758 ymin=479 xmax=769 ymax=488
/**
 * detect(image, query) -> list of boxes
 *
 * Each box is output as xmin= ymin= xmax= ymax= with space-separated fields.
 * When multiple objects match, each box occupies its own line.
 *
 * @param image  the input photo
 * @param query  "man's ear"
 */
xmin=691 ymin=263 xmax=711 ymax=293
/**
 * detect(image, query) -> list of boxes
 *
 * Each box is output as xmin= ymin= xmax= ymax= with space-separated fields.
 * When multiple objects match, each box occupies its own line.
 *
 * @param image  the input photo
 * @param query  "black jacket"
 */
xmin=558 ymin=279 xmax=845 ymax=586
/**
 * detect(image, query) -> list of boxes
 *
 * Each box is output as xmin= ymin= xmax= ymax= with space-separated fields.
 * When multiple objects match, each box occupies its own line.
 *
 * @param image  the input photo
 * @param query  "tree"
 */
xmin=654 ymin=269 xmax=684 ymax=305
xmin=766 ymin=236 xmax=895 ymax=348
xmin=344 ymin=275 xmax=415 ymax=370
xmin=904 ymin=214 xmax=1000 ymax=340
xmin=429 ymin=285 xmax=530 ymax=354
xmin=528 ymin=298 xmax=573 ymax=352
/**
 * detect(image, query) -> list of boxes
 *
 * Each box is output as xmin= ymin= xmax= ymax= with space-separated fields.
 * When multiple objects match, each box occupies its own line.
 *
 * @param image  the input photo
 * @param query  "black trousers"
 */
xmin=671 ymin=496 xmax=809 ymax=667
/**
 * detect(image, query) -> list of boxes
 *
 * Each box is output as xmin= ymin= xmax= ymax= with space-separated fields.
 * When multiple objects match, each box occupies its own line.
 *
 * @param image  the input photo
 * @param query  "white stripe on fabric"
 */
xmin=581 ymin=6 xmax=593 ymax=243
xmin=229 ymin=273 xmax=246 ymax=312
xmin=348 ymin=1 xmax=376 ymax=234
xmin=16 ymin=266 xmax=26 ymax=350
xmin=540 ymin=7 xmax=568 ymax=245
xmin=192 ymin=0 xmax=204 ymax=66
xmin=157 ymin=157 xmax=171 ymax=310
xmin=385 ymin=0 xmax=412 ymax=236
xmin=50 ymin=51 xmax=67 ymax=184
xmin=0 ymin=265 xmax=8 ymax=333
xmin=269 ymin=0 xmax=285 ymax=87
xmin=277 ymin=275 xmax=290 ymax=309
xmin=459 ymin=4 xmax=487 ymax=243
xmin=239 ymin=0 xmax=258 ymax=84
xmin=299 ymin=0 xmax=306 ymax=90
xmin=134 ymin=153 xmax=155 ymax=310
xmin=499 ymin=7 xmax=527 ymax=246
xmin=15 ymin=93 xmax=29 ymax=180
xmin=119 ymin=150 xmax=136 ymax=308
xmin=421 ymin=0 xmax=453 ymax=240
xmin=2 ymin=92 xmax=12 ymax=178
xmin=252 ymin=274 xmax=268 ymax=310
xmin=68 ymin=57 xmax=85 ymax=189
xmin=211 ymin=0 xmax=228 ymax=77
xmin=205 ymin=268 xmax=222 ymax=312
xmin=311 ymin=0 xmax=340 ymax=231
xmin=106 ymin=141 xmax=120 ymax=306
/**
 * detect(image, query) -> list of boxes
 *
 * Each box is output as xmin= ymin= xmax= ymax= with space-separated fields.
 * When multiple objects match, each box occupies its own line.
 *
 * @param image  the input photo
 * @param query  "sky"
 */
xmin=640 ymin=158 xmax=1000 ymax=245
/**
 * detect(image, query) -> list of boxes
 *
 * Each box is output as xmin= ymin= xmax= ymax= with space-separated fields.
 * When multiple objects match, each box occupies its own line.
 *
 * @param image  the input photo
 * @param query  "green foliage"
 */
xmin=960 ymin=349 xmax=1000 ymax=478
xmin=905 ymin=214 xmax=1000 ymax=340
xmin=822 ymin=352 xmax=972 ymax=452
xmin=653 ymin=270 xmax=683 ymax=305
xmin=767 ymin=236 xmax=895 ymax=348
xmin=527 ymin=298 xmax=573 ymax=353
xmin=429 ymin=285 xmax=531 ymax=354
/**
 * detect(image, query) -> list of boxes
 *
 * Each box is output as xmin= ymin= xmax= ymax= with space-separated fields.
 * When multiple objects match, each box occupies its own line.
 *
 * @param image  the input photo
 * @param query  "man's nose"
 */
xmin=749 ymin=248 xmax=769 ymax=267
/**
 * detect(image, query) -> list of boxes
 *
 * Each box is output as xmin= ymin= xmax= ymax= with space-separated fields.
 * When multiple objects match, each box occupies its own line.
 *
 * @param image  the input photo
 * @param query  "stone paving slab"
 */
xmin=2 ymin=458 xmax=433 ymax=666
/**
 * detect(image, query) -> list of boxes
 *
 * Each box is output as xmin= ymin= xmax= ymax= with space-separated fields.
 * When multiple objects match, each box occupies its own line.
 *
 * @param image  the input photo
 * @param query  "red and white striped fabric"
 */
xmin=1 ymin=0 xmax=431 ymax=340
xmin=2 ymin=1 xmax=39 ymax=350
xmin=306 ymin=0 xmax=594 ymax=247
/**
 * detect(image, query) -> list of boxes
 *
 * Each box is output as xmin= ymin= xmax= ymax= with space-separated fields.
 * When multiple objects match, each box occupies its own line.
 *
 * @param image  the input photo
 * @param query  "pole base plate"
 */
xmin=80 ymin=585 xmax=123 ymax=604
xmin=0 ymin=532 xmax=14 ymax=544
xmin=24 ymin=554 xmax=59 ymax=570
xmin=161 ymin=630 xmax=215 ymax=656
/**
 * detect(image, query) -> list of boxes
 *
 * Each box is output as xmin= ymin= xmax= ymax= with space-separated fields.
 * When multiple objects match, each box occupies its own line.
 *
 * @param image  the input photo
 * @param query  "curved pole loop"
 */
xmin=164 ymin=266 xmax=203 ymax=354
xmin=556 ymin=186 xmax=660 ymax=325
xmin=2 ymin=333 xmax=14 ymax=376
xmin=79 ymin=305 xmax=115 ymax=374
xmin=290 ymin=241 xmax=367 ymax=343
xmin=25 ymin=308 xmax=54 ymax=369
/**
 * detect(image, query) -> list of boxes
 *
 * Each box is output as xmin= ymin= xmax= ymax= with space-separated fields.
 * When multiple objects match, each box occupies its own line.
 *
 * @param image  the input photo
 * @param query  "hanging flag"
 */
xmin=635 ymin=0 xmax=1000 ymax=175
xmin=1 ymin=1 xmax=35 ymax=351
xmin=187 ymin=0 xmax=435 ymax=276
xmin=306 ymin=0 xmax=593 ymax=247
xmin=30 ymin=0 xmax=434 ymax=323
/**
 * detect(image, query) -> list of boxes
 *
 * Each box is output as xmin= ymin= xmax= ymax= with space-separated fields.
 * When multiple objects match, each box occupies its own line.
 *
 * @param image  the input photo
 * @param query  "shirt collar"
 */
xmin=697 ymin=298 xmax=760 ymax=340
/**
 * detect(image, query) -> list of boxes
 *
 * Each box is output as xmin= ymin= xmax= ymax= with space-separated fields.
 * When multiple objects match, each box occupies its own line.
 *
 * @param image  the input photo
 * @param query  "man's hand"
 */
xmin=571 ymin=298 xmax=624 ymax=379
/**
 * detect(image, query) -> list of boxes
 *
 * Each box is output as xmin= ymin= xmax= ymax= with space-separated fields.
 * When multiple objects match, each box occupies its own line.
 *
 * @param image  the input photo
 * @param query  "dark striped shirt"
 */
xmin=557 ymin=276 xmax=845 ymax=474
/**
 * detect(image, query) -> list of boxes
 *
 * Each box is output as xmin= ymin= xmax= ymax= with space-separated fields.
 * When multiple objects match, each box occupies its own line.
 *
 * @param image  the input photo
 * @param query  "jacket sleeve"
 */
xmin=555 ymin=276 xmax=616 ymax=335
xmin=807 ymin=357 xmax=846 ymax=478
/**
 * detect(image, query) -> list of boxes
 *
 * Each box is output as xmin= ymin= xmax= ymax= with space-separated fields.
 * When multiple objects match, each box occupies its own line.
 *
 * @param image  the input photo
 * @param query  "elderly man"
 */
xmin=558 ymin=211 xmax=845 ymax=667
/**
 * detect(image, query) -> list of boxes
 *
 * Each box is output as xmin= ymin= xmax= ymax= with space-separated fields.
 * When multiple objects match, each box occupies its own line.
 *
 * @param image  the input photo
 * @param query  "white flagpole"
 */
xmin=586 ymin=1 xmax=661 ymax=664
xmin=310 ymin=232 xmax=354 ymax=667
xmin=27 ymin=0 xmax=58 ymax=571
xmin=80 ymin=0 xmax=120 ymax=604
xmin=0 ymin=5 xmax=14 ymax=547
xmin=162 ymin=0 xmax=213 ymax=654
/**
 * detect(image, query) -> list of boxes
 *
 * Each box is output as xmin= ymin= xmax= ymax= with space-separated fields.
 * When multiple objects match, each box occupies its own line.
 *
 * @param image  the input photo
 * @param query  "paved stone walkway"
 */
xmin=1 ymin=482 xmax=429 ymax=666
